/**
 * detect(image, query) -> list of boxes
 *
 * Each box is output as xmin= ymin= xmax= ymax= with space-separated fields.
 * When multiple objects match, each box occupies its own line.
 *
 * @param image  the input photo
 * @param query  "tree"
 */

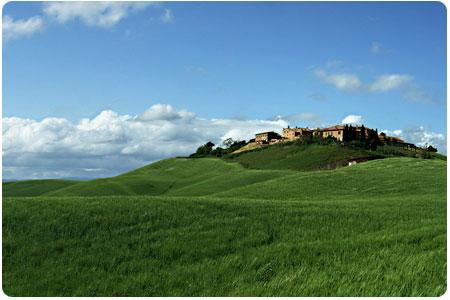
xmin=426 ymin=145 xmax=438 ymax=152
xmin=228 ymin=140 xmax=247 ymax=152
xmin=343 ymin=125 xmax=349 ymax=142
xmin=367 ymin=128 xmax=380 ymax=150
xmin=359 ymin=125 xmax=366 ymax=146
xmin=348 ymin=125 xmax=356 ymax=141
xmin=211 ymin=147 xmax=225 ymax=157
xmin=222 ymin=138 xmax=234 ymax=148
xmin=195 ymin=141 xmax=215 ymax=156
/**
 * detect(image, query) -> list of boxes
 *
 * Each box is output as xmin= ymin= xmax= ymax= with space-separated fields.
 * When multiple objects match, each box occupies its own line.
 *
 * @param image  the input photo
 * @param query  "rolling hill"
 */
xmin=3 ymin=143 xmax=384 ymax=198
xmin=2 ymin=143 xmax=447 ymax=296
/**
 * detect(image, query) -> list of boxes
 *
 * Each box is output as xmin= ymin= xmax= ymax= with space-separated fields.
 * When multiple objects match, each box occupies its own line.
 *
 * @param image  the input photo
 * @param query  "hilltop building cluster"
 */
xmin=254 ymin=125 xmax=416 ymax=149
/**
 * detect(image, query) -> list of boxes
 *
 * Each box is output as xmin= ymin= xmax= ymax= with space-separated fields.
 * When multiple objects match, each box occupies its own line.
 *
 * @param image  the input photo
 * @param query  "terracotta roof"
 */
xmin=320 ymin=125 xmax=345 ymax=131
xmin=255 ymin=131 xmax=278 ymax=135
xmin=388 ymin=137 xmax=405 ymax=143
xmin=284 ymin=127 xmax=311 ymax=131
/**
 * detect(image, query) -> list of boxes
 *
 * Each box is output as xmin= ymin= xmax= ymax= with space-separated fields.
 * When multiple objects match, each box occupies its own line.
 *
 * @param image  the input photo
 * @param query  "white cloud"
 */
xmin=138 ymin=104 xmax=195 ymax=121
xmin=3 ymin=104 xmax=289 ymax=180
xmin=369 ymin=74 xmax=412 ymax=92
xmin=161 ymin=8 xmax=174 ymax=23
xmin=4 ymin=105 xmax=445 ymax=179
xmin=3 ymin=15 xmax=44 ymax=40
xmin=313 ymin=66 xmax=435 ymax=103
xmin=382 ymin=127 xmax=446 ymax=153
xmin=43 ymin=1 xmax=153 ymax=28
xmin=314 ymin=68 xmax=362 ymax=91
xmin=341 ymin=115 xmax=363 ymax=125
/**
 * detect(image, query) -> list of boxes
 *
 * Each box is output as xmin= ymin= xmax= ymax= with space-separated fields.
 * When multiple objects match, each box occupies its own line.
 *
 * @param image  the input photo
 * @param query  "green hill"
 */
xmin=225 ymin=142 xmax=382 ymax=171
xmin=2 ymin=144 xmax=447 ymax=296
xmin=30 ymin=158 xmax=290 ymax=197
xmin=3 ymin=143 xmax=384 ymax=198
xmin=3 ymin=179 xmax=78 ymax=197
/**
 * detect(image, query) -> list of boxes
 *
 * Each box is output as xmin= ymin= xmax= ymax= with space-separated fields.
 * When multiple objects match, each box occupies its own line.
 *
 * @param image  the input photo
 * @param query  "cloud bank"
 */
xmin=3 ymin=104 xmax=288 ymax=180
xmin=3 ymin=105 xmax=445 ymax=180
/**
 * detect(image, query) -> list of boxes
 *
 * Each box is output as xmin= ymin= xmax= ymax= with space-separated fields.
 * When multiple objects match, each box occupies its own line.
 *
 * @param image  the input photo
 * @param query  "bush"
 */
xmin=189 ymin=141 xmax=215 ymax=158
xmin=426 ymin=145 xmax=438 ymax=153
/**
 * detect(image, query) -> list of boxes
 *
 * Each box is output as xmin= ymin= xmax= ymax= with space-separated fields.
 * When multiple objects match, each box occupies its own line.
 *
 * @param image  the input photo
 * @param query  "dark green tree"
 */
xmin=427 ymin=145 xmax=438 ymax=152
xmin=367 ymin=128 xmax=380 ymax=150
xmin=222 ymin=138 xmax=234 ymax=148
xmin=359 ymin=125 xmax=366 ymax=145
xmin=195 ymin=141 xmax=215 ymax=156
xmin=343 ymin=125 xmax=349 ymax=142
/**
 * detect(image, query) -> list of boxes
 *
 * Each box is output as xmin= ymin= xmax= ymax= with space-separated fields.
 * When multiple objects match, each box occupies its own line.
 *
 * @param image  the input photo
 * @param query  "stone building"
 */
xmin=254 ymin=131 xmax=282 ymax=144
xmin=379 ymin=132 xmax=416 ymax=149
xmin=314 ymin=125 xmax=346 ymax=141
xmin=282 ymin=126 xmax=312 ymax=140
xmin=311 ymin=125 xmax=378 ymax=142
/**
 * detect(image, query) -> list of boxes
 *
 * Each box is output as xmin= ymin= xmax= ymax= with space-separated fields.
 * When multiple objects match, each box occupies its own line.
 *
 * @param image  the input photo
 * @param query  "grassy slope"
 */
xmin=41 ymin=158 xmax=290 ymax=197
xmin=3 ymin=157 xmax=446 ymax=296
xmin=2 ymin=143 xmax=381 ymax=198
xmin=225 ymin=143 xmax=382 ymax=171
xmin=2 ymin=179 xmax=79 ymax=197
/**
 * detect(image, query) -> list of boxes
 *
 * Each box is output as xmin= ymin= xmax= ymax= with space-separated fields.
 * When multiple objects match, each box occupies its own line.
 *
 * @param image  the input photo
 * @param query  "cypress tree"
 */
xmin=360 ymin=125 xmax=366 ymax=145
xmin=349 ymin=125 xmax=355 ymax=141
xmin=343 ymin=125 xmax=348 ymax=142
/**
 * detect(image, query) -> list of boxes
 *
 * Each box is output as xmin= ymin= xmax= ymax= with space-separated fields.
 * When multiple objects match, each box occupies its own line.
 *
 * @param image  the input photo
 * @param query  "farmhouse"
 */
xmin=314 ymin=125 xmax=346 ymax=141
xmin=255 ymin=131 xmax=282 ymax=144
xmin=253 ymin=124 xmax=416 ymax=150
xmin=282 ymin=126 xmax=312 ymax=140
xmin=379 ymin=132 xmax=417 ymax=149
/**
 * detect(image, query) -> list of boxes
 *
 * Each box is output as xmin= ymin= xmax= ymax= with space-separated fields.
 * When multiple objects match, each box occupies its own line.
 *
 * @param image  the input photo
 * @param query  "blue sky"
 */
xmin=2 ymin=1 xmax=447 ymax=179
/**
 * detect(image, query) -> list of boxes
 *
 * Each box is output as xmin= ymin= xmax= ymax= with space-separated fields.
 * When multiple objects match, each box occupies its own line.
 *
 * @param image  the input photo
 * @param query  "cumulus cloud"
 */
xmin=368 ymin=74 xmax=412 ymax=92
xmin=341 ymin=115 xmax=363 ymax=125
xmin=43 ymin=1 xmax=154 ymax=28
xmin=3 ymin=104 xmax=290 ymax=180
xmin=382 ymin=127 xmax=446 ymax=153
xmin=3 ymin=15 xmax=44 ymax=40
xmin=161 ymin=8 xmax=174 ymax=23
xmin=314 ymin=69 xmax=362 ymax=91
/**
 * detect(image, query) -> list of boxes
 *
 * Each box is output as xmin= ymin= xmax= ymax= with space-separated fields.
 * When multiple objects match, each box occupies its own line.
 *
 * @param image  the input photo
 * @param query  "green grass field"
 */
xmin=225 ymin=142 xmax=382 ymax=171
xmin=2 ymin=145 xmax=447 ymax=296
